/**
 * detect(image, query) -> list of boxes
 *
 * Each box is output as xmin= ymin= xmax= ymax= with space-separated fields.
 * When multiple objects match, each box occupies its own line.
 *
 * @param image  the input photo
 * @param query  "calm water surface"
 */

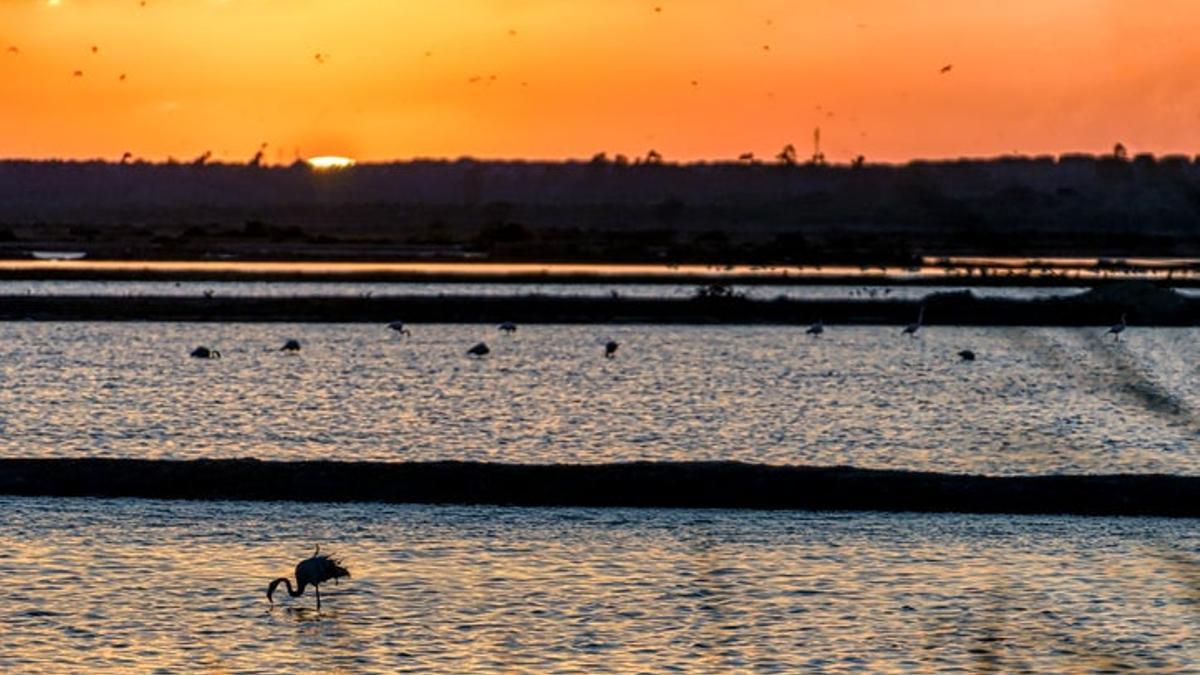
xmin=1 ymin=498 xmax=1196 ymax=673
xmin=0 ymin=322 xmax=1198 ymax=474
xmin=0 ymin=280 xmax=1087 ymax=300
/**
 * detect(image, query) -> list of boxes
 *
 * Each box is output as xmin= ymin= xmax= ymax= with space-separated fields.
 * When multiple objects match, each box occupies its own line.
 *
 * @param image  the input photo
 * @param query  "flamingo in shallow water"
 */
xmin=1106 ymin=313 xmax=1127 ymax=341
xmin=605 ymin=340 xmax=619 ymax=358
xmin=902 ymin=306 xmax=924 ymax=338
xmin=806 ymin=320 xmax=824 ymax=337
xmin=267 ymin=545 xmax=350 ymax=611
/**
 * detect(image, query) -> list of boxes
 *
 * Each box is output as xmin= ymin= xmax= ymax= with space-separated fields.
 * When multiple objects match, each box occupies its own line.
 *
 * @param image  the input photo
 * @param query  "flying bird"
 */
xmin=118 ymin=73 xmax=126 ymax=81
xmin=91 ymin=46 xmax=99 ymax=54
xmin=498 ymin=321 xmax=517 ymax=334
xmin=267 ymin=545 xmax=350 ymax=611
xmin=1106 ymin=313 xmax=1127 ymax=341
xmin=387 ymin=321 xmax=412 ymax=336
xmin=280 ymin=339 xmax=301 ymax=352
xmin=902 ymin=306 xmax=925 ymax=337
xmin=5 ymin=46 xmax=18 ymax=55
xmin=313 ymin=53 xmax=329 ymax=64
xmin=940 ymin=64 xmax=953 ymax=74
xmin=190 ymin=346 xmax=220 ymax=359
xmin=806 ymin=320 xmax=824 ymax=337
xmin=467 ymin=342 xmax=490 ymax=357
xmin=605 ymin=340 xmax=619 ymax=358
xmin=72 ymin=70 xmax=83 ymax=77
xmin=958 ymin=349 xmax=976 ymax=361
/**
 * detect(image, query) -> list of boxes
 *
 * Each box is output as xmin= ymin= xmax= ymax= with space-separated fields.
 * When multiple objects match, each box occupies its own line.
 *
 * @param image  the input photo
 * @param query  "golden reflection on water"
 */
xmin=1 ymin=500 xmax=1196 ymax=672
xmin=0 ymin=258 xmax=1198 ymax=280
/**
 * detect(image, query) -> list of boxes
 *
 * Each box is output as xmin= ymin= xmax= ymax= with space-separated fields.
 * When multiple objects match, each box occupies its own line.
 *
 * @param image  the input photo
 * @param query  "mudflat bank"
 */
xmin=0 ymin=458 xmax=1195 ymax=516
xmin=0 ymin=282 xmax=1193 ymax=325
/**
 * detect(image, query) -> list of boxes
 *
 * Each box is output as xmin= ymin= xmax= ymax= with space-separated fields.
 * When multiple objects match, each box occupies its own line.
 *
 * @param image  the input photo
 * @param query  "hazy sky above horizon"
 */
xmin=2 ymin=0 xmax=1198 ymax=164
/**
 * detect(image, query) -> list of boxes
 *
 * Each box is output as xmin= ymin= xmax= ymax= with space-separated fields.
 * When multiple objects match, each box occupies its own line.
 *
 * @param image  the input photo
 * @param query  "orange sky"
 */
xmin=2 ymin=0 xmax=1199 ymax=163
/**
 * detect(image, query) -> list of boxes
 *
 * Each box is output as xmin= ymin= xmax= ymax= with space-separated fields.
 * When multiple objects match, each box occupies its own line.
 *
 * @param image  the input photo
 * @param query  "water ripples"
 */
xmin=0 ymin=499 xmax=1196 ymax=672
xmin=0 ymin=322 xmax=1198 ymax=474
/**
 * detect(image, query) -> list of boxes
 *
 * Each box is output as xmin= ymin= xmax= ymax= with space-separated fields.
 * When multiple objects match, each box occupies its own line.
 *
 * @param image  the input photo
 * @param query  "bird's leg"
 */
xmin=315 ymin=585 xmax=321 ymax=611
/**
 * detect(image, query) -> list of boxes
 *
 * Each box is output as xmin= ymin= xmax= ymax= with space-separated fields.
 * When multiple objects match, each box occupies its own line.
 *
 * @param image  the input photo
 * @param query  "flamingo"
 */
xmin=190 ymin=346 xmax=220 ymax=359
xmin=806 ymin=320 xmax=824 ymax=337
xmin=467 ymin=342 xmax=490 ymax=357
xmin=498 ymin=321 xmax=517 ymax=334
xmin=387 ymin=321 xmax=412 ymax=336
xmin=958 ymin=349 xmax=976 ymax=361
xmin=605 ymin=340 xmax=619 ymax=358
xmin=266 ymin=545 xmax=350 ymax=611
xmin=902 ymin=306 xmax=925 ymax=337
xmin=1106 ymin=313 xmax=1127 ymax=341
xmin=280 ymin=339 xmax=301 ymax=352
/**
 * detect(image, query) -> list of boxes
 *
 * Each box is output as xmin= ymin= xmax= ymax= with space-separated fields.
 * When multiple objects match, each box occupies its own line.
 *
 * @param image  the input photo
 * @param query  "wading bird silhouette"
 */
xmin=190 ymin=346 xmax=220 ymax=359
xmin=498 ymin=321 xmax=517 ymax=334
xmin=267 ymin=545 xmax=350 ymax=611
xmin=387 ymin=321 xmax=412 ymax=336
xmin=605 ymin=340 xmax=619 ymax=358
xmin=1106 ymin=313 xmax=1127 ymax=341
xmin=467 ymin=342 xmax=490 ymax=357
xmin=806 ymin=320 xmax=824 ymax=337
xmin=281 ymin=339 xmax=301 ymax=352
xmin=958 ymin=349 xmax=976 ymax=361
xmin=903 ymin=307 xmax=925 ymax=337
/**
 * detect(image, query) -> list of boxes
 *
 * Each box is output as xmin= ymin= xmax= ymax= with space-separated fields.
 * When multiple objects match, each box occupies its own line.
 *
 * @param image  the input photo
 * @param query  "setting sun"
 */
xmin=305 ymin=155 xmax=356 ymax=170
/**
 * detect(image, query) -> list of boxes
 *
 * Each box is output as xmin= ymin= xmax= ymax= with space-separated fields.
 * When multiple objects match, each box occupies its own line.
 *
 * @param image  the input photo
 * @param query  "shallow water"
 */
xmin=1 ymin=498 xmax=1195 ymax=673
xmin=0 ymin=322 xmax=1198 ymax=474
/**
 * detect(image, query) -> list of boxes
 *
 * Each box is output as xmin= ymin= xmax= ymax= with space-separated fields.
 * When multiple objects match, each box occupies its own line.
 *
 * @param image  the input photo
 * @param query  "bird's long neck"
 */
xmin=268 ymin=576 xmax=305 ymax=601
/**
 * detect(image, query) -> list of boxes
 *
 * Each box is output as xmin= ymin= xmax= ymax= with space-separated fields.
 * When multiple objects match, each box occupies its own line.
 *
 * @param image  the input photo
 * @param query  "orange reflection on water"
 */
xmin=0 ymin=258 xmax=1198 ymax=281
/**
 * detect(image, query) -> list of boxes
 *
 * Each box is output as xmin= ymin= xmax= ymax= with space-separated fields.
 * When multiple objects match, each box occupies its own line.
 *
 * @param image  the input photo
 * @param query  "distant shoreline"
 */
xmin=3 ymin=156 xmax=1200 ymax=263
xmin=0 ymin=459 xmax=1195 ymax=517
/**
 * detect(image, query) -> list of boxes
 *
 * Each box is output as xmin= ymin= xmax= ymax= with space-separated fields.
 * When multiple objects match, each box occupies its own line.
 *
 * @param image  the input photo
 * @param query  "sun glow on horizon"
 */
xmin=305 ymin=155 xmax=356 ymax=170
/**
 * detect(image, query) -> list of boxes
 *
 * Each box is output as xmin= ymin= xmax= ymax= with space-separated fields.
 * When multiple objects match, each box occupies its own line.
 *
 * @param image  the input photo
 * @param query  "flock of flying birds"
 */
xmin=4 ymin=5 xmax=956 ymax=93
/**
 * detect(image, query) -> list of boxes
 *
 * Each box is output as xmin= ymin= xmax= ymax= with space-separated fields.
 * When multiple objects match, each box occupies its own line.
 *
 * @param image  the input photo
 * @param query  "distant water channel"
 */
xmin=1 ymin=498 xmax=1195 ymax=672
xmin=0 ymin=280 xmax=1091 ymax=301
xmin=1 ymin=322 xmax=1197 ymax=475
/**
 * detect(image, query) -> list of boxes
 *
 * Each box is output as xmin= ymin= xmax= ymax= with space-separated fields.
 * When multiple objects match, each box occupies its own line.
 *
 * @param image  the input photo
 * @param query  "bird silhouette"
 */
xmin=5 ymin=46 xmax=18 ymax=55
xmin=902 ymin=306 xmax=925 ymax=337
xmin=190 ymin=346 xmax=220 ymax=359
xmin=72 ymin=70 xmax=83 ymax=77
xmin=1106 ymin=313 xmax=1127 ymax=341
xmin=267 ymin=545 xmax=350 ymax=611
xmin=498 ymin=321 xmax=517 ymax=334
xmin=280 ymin=339 xmax=301 ymax=352
xmin=467 ymin=342 xmax=490 ymax=357
xmin=940 ymin=64 xmax=953 ymax=74
xmin=958 ymin=349 xmax=976 ymax=361
xmin=605 ymin=340 xmax=619 ymax=358
xmin=806 ymin=320 xmax=824 ymax=337
xmin=387 ymin=321 xmax=412 ymax=336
